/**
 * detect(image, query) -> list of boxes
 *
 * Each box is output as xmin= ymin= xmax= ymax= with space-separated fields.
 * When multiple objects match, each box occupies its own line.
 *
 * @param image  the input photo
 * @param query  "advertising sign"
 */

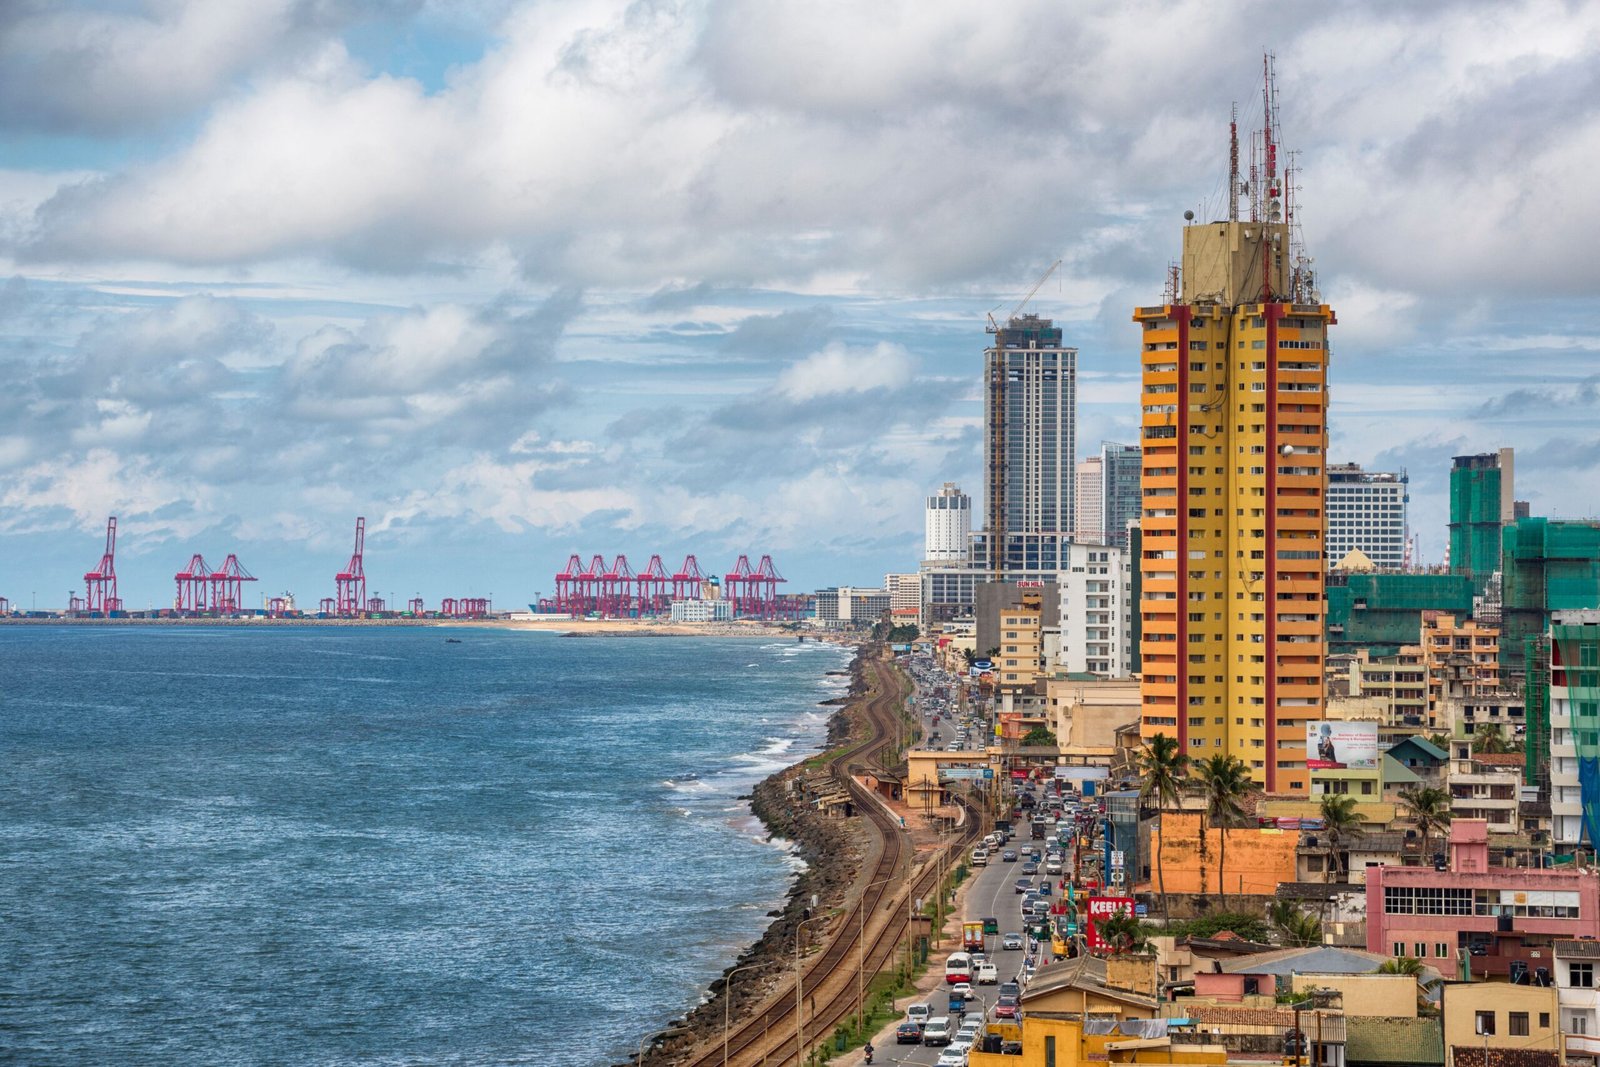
xmin=1085 ymin=895 xmax=1136 ymax=951
xmin=1305 ymin=720 xmax=1379 ymax=770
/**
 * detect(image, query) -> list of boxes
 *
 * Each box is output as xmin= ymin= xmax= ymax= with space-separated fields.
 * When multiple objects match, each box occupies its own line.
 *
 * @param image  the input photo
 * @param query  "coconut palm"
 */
xmin=1379 ymin=955 xmax=1424 ymax=976
xmin=1318 ymin=794 xmax=1361 ymax=884
xmin=1398 ymin=785 xmax=1454 ymax=864
xmin=1472 ymin=723 xmax=1513 ymax=755
xmin=1137 ymin=733 xmax=1189 ymax=920
xmin=1095 ymin=907 xmax=1151 ymax=955
xmin=1270 ymin=899 xmax=1324 ymax=947
xmin=1194 ymin=754 xmax=1255 ymax=911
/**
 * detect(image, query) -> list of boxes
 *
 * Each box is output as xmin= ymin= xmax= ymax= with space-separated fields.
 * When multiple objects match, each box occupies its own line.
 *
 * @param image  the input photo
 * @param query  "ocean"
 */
xmin=0 ymin=625 xmax=853 ymax=1066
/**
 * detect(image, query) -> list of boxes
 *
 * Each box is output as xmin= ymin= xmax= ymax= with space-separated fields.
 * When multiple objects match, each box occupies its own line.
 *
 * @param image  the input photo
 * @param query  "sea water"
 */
xmin=0 ymin=626 xmax=852 ymax=1066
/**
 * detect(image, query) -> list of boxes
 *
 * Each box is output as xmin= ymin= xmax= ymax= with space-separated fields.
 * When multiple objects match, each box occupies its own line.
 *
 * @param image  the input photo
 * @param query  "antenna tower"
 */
xmin=1229 ymin=103 xmax=1240 ymax=223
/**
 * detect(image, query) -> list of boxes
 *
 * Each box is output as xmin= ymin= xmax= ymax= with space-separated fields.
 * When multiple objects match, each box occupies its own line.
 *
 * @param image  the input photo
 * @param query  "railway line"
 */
xmin=675 ymin=650 xmax=982 ymax=1067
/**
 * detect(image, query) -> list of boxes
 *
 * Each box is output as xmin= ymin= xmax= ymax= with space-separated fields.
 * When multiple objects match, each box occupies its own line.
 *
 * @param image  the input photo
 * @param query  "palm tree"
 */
xmin=1318 ymin=794 xmax=1361 ymax=884
xmin=1270 ymin=899 xmax=1324 ymax=947
xmin=1194 ymin=754 xmax=1255 ymax=912
xmin=1137 ymin=733 xmax=1189 ymax=921
xmin=1398 ymin=785 xmax=1453 ymax=864
xmin=1379 ymin=956 xmax=1424 ymax=976
xmin=1472 ymin=723 xmax=1513 ymax=755
xmin=1095 ymin=908 xmax=1151 ymax=955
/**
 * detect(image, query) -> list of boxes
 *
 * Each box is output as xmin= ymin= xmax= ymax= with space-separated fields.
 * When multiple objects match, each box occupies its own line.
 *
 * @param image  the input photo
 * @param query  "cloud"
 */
xmin=1477 ymin=374 xmax=1600 ymax=417
xmin=775 ymin=341 xmax=913 ymax=401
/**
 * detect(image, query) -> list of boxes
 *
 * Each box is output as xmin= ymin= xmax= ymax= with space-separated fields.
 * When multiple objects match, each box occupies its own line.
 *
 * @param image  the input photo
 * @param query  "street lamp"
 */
xmin=722 ymin=960 xmax=765 ymax=1067
xmin=858 ymin=875 xmax=899 ymax=1036
xmin=795 ymin=895 xmax=825 ymax=1066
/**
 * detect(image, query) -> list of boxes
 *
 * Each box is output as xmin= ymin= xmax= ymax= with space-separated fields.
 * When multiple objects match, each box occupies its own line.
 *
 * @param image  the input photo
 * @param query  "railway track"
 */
xmin=676 ymin=651 xmax=982 ymax=1067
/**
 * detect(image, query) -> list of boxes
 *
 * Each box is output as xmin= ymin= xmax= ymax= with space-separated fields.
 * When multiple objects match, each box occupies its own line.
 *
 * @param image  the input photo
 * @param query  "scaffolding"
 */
xmin=1551 ymin=619 xmax=1600 ymax=850
xmin=1326 ymin=571 xmax=1473 ymax=654
xmin=1500 ymin=518 xmax=1600 ymax=669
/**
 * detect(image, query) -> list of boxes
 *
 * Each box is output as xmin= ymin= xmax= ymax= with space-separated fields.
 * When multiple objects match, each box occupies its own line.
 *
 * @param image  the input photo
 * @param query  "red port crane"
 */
xmin=751 ymin=554 xmax=787 ymax=619
xmin=600 ymin=554 xmax=636 ymax=617
xmin=82 ymin=516 xmax=122 ymax=615
xmin=554 ymin=554 xmax=584 ymax=615
xmin=174 ymin=553 xmax=212 ymax=614
xmin=672 ymin=554 xmax=705 ymax=601
xmin=724 ymin=554 xmax=754 ymax=618
xmin=365 ymin=596 xmax=386 ymax=613
xmin=319 ymin=597 xmax=336 ymax=615
xmin=208 ymin=554 xmax=257 ymax=615
xmin=578 ymin=554 xmax=606 ymax=616
xmin=636 ymin=555 xmax=669 ymax=616
xmin=335 ymin=517 xmax=366 ymax=617
xmin=407 ymin=597 xmax=424 ymax=615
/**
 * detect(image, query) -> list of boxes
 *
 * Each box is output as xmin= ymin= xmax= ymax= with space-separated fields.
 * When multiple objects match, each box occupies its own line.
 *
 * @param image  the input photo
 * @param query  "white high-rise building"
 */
xmin=1074 ymin=457 xmax=1103 ymax=544
xmin=1046 ymin=543 xmax=1133 ymax=676
xmin=983 ymin=314 xmax=1076 ymax=575
xmin=884 ymin=573 xmax=922 ymax=614
xmin=1326 ymin=463 xmax=1409 ymax=570
xmin=924 ymin=482 xmax=972 ymax=561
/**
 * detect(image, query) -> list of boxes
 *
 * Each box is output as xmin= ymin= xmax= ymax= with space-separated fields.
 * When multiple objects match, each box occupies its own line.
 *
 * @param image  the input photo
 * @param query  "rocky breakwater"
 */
xmin=641 ymin=647 xmax=873 ymax=1066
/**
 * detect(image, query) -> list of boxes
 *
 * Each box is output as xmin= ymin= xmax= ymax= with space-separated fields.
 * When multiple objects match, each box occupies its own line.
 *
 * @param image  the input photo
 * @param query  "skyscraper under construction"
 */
xmin=1136 ymin=63 xmax=1333 ymax=793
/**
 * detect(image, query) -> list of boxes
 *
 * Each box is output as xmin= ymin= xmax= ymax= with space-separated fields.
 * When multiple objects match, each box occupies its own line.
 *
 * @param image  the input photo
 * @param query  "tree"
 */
xmin=1094 ymin=907 xmax=1150 ymax=955
xmin=1194 ymin=754 xmax=1255 ymax=912
xmin=1269 ymin=899 xmax=1324 ymax=947
xmin=961 ymin=648 xmax=977 ymax=667
xmin=1379 ymin=956 xmax=1424 ymax=976
xmin=1318 ymin=794 xmax=1361 ymax=884
xmin=1398 ymin=785 xmax=1453 ymax=863
xmin=1473 ymin=723 xmax=1513 ymax=755
xmin=1138 ymin=733 xmax=1189 ymax=920
xmin=1021 ymin=726 xmax=1058 ymax=747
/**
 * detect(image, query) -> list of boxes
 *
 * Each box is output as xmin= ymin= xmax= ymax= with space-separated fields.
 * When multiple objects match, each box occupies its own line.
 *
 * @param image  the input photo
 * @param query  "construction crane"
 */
xmin=986 ymin=258 xmax=1063 ymax=332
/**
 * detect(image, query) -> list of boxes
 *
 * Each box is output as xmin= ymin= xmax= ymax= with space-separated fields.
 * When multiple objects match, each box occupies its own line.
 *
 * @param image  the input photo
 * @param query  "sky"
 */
xmin=2 ymin=0 xmax=1599 ymax=611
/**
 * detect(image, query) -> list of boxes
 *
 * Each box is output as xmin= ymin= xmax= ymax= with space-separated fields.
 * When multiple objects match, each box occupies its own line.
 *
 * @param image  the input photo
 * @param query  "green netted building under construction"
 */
xmin=1501 ymin=517 xmax=1600 ymax=669
xmin=1327 ymin=572 xmax=1473 ymax=656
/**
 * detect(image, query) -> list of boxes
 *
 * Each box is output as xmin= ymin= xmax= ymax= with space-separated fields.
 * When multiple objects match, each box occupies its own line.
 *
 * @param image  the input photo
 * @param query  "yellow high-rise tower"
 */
xmin=1136 ymin=68 xmax=1333 ymax=793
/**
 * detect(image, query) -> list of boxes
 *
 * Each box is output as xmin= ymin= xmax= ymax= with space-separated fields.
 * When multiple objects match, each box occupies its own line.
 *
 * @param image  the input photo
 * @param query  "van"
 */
xmin=907 ymin=1003 xmax=931 ymax=1025
xmin=922 ymin=1016 xmax=953 ymax=1046
xmin=972 ymin=848 xmax=989 ymax=867
xmin=945 ymin=952 xmax=973 ymax=984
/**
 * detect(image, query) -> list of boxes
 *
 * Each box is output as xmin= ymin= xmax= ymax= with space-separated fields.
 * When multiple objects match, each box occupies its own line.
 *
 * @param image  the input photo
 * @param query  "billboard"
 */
xmin=1305 ymin=720 xmax=1379 ymax=770
xmin=1085 ymin=895 xmax=1136 ymax=951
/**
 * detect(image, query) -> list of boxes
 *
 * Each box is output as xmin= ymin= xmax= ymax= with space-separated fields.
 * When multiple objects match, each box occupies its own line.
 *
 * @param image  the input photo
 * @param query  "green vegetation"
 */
xmin=1379 ymin=955 xmax=1424 ymax=976
xmin=1269 ymin=899 xmax=1324 ymax=947
xmin=1021 ymin=726 xmax=1058 ymax=747
xmin=1194 ymin=753 xmax=1255 ymax=910
xmin=1318 ymin=794 xmax=1361 ymax=883
xmin=1398 ymin=785 xmax=1453 ymax=861
xmin=1473 ymin=722 xmax=1514 ymax=754
xmin=1138 ymin=733 xmax=1188 ymax=920
xmin=1095 ymin=908 xmax=1151 ymax=954
xmin=1151 ymin=912 xmax=1273 ymax=944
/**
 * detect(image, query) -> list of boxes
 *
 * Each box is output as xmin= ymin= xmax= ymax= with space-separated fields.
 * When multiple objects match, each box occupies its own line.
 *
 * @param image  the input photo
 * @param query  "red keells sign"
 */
xmin=1084 ymin=895 xmax=1135 ymax=951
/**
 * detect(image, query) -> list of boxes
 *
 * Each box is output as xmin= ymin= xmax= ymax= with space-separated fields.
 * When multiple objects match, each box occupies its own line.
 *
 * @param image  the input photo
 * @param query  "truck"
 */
xmin=962 ymin=921 xmax=985 ymax=954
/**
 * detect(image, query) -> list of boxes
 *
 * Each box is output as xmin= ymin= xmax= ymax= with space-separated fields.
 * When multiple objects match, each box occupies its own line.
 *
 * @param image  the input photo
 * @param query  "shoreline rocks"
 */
xmin=639 ymin=645 xmax=873 ymax=1065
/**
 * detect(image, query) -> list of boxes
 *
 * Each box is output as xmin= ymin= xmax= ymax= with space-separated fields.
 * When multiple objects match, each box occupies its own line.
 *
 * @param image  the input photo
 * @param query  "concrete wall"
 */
xmin=1291 ymin=973 xmax=1418 ymax=1018
xmin=1442 ymin=983 xmax=1561 ymax=1057
xmin=1150 ymin=811 xmax=1299 ymax=897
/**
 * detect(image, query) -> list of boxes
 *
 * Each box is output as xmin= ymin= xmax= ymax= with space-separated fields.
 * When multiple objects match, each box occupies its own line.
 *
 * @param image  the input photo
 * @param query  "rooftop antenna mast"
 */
xmin=1229 ymin=102 xmax=1240 ymax=223
xmin=1260 ymin=52 xmax=1281 ymax=302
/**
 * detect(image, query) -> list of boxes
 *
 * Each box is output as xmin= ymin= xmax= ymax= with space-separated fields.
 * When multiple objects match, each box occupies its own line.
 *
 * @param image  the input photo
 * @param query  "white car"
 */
xmin=948 ymin=982 xmax=974 ymax=1000
xmin=936 ymin=1049 xmax=968 ymax=1067
xmin=975 ymin=962 xmax=999 ymax=984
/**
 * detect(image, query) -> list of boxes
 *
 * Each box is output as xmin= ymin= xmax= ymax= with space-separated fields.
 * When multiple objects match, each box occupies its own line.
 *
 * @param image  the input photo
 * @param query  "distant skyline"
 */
xmin=3 ymin=1 xmax=1599 ymax=607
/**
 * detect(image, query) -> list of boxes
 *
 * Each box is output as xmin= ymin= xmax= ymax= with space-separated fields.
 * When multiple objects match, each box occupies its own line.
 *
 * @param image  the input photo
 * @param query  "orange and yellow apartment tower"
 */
xmin=1136 ymin=74 xmax=1336 ymax=793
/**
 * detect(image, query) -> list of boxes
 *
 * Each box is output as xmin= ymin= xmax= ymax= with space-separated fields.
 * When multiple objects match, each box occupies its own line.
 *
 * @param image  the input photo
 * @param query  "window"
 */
xmin=1413 ymin=943 xmax=1426 ymax=959
xmin=1509 ymin=1012 xmax=1529 ymax=1037
xmin=1574 ymin=1015 xmax=1589 ymax=1035
xmin=1539 ymin=1012 xmax=1550 ymax=1029
xmin=1435 ymin=943 xmax=1449 ymax=959
xmin=1572 ymin=963 xmax=1595 ymax=988
xmin=1392 ymin=943 xmax=1405 ymax=958
xmin=1475 ymin=1011 xmax=1495 ymax=1036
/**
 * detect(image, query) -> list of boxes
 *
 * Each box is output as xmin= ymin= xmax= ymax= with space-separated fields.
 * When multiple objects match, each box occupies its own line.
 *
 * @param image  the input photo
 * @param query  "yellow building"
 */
xmin=1441 ymin=982 xmax=1563 ymax=1065
xmin=1135 ymin=105 xmax=1333 ymax=793
xmin=1419 ymin=612 xmax=1500 ymax=728
xmin=998 ymin=589 xmax=1045 ymax=693
xmin=968 ymin=1014 xmax=1227 ymax=1067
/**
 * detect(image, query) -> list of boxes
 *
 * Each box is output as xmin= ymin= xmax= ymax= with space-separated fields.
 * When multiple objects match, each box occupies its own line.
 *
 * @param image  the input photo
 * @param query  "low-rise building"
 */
xmin=1365 ymin=819 xmax=1600 ymax=979
xmin=668 ymin=598 xmax=734 ymax=622
xmin=1555 ymin=938 xmax=1600 ymax=1063
xmin=1441 ymin=982 xmax=1563 ymax=1067
xmin=1447 ymin=753 xmax=1522 ymax=834
xmin=1420 ymin=612 xmax=1501 ymax=728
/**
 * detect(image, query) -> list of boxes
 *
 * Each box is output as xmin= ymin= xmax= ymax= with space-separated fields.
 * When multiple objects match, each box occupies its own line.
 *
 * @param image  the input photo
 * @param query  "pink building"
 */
xmin=1366 ymin=820 xmax=1600 ymax=981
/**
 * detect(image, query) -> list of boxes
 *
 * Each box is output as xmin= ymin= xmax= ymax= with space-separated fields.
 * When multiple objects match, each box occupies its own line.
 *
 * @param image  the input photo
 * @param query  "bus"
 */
xmin=945 ymin=951 xmax=973 ymax=984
